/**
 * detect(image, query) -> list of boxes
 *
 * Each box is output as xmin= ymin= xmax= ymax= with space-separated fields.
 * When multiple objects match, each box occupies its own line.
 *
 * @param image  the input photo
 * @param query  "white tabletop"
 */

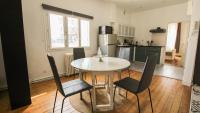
xmin=71 ymin=57 xmax=130 ymax=72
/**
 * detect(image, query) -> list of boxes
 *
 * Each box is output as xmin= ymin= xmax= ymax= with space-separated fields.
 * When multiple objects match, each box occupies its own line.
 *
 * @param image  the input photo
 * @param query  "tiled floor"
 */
xmin=131 ymin=61 xmax=184 ymax=80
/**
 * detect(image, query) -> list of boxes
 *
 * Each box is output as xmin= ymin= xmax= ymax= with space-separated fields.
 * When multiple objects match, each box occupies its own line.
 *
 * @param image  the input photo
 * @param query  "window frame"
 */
xmin=46 ymin=12 xmax=91 ymax=51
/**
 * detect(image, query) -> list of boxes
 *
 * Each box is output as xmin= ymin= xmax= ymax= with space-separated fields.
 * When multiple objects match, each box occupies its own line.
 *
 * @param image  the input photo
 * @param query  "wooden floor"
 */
xmin=0 ymin=71 xmax=191 ymax=113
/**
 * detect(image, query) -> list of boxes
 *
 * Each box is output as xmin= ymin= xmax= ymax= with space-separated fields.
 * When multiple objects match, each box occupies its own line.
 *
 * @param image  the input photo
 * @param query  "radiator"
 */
xmin=64 ymin=53 xmax=75 ymax=76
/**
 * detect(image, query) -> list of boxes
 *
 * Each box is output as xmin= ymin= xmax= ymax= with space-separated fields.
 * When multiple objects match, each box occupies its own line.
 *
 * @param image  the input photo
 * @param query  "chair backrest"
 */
xmin=47 ymin=54 xmax=65 ymax=96
xmin=73 ymin=48 xmax=85 ymax=60
xmin=137 ymin=54 xmax=158 ymax=93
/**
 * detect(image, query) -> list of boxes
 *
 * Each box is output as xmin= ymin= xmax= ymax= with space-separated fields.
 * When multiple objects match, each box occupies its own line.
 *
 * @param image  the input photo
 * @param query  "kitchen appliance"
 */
xmin=99 ymin=34 xmax=117 ymax=57
xmin=98 ymin=26 xmax=113 ymax=34
xmin=149 ymin=27 xmax=166 ymax=33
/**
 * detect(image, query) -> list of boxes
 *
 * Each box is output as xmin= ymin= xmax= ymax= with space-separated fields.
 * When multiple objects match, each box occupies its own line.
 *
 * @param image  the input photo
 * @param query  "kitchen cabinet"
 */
xmin=135 ymin=46 xmax=161 ymax=64
xmin=135 ymin=46 xmax=146 ymax=62
xmin=116 ymin=45 xmax=162 ymax=64
xmin=118 ymin=24 xmax=135 ymax=38
xmin=146 ymin=47 xmax=161 ymax=64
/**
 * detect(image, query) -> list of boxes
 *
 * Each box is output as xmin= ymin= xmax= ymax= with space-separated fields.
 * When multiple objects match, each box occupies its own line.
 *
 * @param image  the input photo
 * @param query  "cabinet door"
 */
xmin=146 ymin=47 xmax=161 ymax=64
xmin=135 ymin=47 xmax=146 ymax=62
xmin=122 ymin=25 xmax=126 ymax=36
xmin=118 ymin=25 xmax=122 ymax=36
xmin=129 ymin=27 xmax=135 ymax=37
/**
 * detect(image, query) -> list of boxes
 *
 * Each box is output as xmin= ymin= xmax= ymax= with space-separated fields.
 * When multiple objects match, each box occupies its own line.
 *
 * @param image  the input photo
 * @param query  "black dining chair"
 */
xmin=73 ymin=48 xmax=87 ymax=79
xmin=47 ymin=54 xmax=93 ymax=113
xmin=113 ymin=54 xmax=158 ymax=113
xmin=73 ymin=48 xmax=86 ymax=60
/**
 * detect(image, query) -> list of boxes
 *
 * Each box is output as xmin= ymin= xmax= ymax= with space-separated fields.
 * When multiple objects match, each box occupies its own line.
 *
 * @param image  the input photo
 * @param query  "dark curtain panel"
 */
xmin=175 ymin=23 xmax=181 ymax=53
xmin=193 ymin=28 xmax=200 ymax=85
xmin=1 ymin=0 xmax=31 ymax=109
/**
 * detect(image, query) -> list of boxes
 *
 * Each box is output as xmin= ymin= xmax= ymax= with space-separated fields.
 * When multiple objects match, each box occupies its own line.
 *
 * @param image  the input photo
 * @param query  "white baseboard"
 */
xmin=0 ymin=72 xmax=77 ymax=91
xmin=0 ymin=86 xmax=8 ymax=91
xmin=0 ymin=85 xmax=7 ymax=91
xmin=31 ymin=72 xmax=67 ymax=83
xmin=31 ymin=75 xmax=54 ymax=83
xmin=182 ymin=80 xmax=192 ymax=86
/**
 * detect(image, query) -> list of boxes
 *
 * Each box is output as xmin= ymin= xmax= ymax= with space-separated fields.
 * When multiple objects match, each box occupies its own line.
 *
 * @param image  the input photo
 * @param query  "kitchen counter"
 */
xmin=116 ymin=45 xmax=165 ymax=64
xmin=117 ymin=45 xmax=165 ymax=47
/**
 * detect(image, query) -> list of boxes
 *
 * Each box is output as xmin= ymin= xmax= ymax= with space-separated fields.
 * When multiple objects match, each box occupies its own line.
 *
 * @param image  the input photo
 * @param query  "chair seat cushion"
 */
xmin=62 ymin=79 xmax=92 ymax=97
xmin=114 ymin=77 xmax=139 ymax=93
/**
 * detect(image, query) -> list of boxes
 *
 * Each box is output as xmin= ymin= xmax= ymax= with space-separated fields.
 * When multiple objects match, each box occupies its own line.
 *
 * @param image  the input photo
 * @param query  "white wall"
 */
xmin=0 ymin=33 xmax=7 ymax=89
xmin=21 ymin=0 xmax=131 ymax=82
xmin=179 ymin=21 xmax=190 ymax=66
xmin=131 ymin=2 xmax=190 ymax=45
xmin=182 ymin=0 xmax=200 ymax=86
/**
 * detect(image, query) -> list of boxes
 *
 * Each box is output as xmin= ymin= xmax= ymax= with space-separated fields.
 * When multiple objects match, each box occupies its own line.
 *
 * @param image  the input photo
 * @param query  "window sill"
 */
xmin=47 ymin=47 xmax=91 ymax=52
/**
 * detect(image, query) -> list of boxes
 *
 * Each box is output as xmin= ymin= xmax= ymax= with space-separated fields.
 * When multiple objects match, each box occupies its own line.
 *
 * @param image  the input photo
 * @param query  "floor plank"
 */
xmin=0 ymin=71 xmax=191 ymax=113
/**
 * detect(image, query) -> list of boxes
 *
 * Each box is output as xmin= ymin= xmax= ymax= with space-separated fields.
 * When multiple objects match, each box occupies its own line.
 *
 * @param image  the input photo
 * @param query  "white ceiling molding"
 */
xmin=105 ymin=0 xmax=188 ymax=12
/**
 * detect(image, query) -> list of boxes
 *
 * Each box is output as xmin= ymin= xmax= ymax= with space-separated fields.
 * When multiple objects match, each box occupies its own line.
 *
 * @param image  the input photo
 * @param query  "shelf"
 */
xmin=118 ymin=24 xmax=135 ymax=38
xmin=117 ymin=35 xmax=135 ymax=38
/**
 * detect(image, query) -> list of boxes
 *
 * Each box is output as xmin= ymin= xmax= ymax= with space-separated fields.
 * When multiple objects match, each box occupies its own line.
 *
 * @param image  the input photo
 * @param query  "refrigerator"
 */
xmin=99 ymin=34 xmax=117 ymax=57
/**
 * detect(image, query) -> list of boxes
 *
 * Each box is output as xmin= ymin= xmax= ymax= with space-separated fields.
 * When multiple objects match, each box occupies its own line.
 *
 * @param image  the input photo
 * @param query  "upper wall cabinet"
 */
xmin=118 ymin=24 xmax=135 ymax=38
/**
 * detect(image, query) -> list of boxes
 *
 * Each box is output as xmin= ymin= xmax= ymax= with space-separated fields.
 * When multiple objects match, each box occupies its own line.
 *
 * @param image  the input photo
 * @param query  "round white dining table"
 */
xmin=71 ymin=57 xmax=130 ymax=111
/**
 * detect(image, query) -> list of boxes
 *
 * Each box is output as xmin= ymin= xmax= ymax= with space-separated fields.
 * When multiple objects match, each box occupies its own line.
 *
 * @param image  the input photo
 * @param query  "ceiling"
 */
xmin=106 ymin=0 xmax=188 ymax=12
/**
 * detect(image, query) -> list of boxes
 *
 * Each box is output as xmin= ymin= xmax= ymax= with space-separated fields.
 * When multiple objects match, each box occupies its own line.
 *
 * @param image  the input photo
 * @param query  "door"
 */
xmin=135 ymin=46 xmax=146 ymax=62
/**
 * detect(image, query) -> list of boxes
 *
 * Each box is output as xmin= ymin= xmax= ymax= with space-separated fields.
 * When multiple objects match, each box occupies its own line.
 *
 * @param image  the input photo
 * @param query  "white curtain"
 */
xmin=166 ymin=23 xmax=178 ymax=51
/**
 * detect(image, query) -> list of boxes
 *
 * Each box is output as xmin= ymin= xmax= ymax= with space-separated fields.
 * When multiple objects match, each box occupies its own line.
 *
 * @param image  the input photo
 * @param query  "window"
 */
xmin=48 ymin=13 xmax=90 ymax=49
xmin=49 ymin=14 xmax=65 ymax=48
xmin=80 ymin=20 xmax=90 ymax=47
xmin=68 ymin=17 xmax=79 ymax=47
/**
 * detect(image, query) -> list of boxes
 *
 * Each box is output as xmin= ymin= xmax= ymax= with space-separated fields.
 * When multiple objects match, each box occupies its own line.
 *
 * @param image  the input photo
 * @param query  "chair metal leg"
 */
xmin=80 ymin=92 xmax=83 ymax=100
xmin=125 ymin=69 xmax=131 ymax=99
xmin=95 ymin=75 xmax=97 ymax=84
xmin=125 ymin=91 xmax=128 ymax=99
xmin=84 ymin=72 xmax=87 ymax=80
xmin=128 ymin=69 xmax=131 ymax=78
xmin=136 ymin=94 xmax=140 ymax=113
xmin=61 ymin=97 xmax=66 ymax=113
xmin=73 ymin=74 xmax=76 ymax=79
xmin=53 ymin=89 xmax=58 ymax=113
xmin=89 ymin=90 xmax=94 ymax=113
xmin=148 ymin=88 xmax=153 ymax=113
xmin=113 ymin=86 xmax=117 ymax=103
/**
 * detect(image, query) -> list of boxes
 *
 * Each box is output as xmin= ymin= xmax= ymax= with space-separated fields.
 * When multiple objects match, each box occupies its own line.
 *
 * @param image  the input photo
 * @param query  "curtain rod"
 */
xmin=42 ymin=4 xmax=94 ymax=19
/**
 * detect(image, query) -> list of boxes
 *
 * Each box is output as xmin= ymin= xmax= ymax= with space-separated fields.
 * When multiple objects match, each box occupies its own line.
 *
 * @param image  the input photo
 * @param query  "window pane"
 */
xmin=49 ymin=14 xmax=65 ymax=48
xmin=80 ymin=20 xmax=90 ymax=47
xmin=68 ymin=17 xmax=79 ymax=47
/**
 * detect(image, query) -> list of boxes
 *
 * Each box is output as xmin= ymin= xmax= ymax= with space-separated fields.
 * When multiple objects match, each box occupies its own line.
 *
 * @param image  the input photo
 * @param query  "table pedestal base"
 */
xmin=91 ymin=72 xmax=114 ymax=111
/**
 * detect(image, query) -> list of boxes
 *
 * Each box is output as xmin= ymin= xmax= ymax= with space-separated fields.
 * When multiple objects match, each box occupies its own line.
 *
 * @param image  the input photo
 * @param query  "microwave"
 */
xmin=98 ymin=26 xmax=113 ymax=34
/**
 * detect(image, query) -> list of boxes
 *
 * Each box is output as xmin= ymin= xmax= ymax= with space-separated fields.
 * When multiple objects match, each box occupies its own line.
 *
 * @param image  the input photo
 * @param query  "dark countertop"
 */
xmin=117 ymin=45 xmax=165 ymax=47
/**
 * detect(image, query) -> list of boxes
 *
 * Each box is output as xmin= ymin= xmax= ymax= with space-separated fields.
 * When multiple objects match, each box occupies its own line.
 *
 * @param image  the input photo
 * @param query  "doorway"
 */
xmin=165 ymin=21 xmax=190 ymax=67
